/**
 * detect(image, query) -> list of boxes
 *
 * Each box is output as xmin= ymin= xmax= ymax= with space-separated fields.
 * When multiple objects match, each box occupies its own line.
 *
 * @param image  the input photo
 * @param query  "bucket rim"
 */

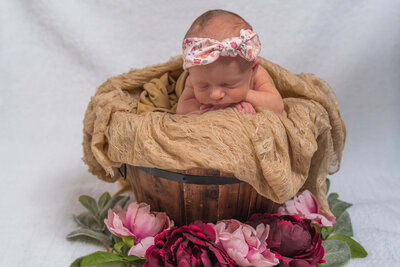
xmin=135 ymin=166 xmax=243 ymax=185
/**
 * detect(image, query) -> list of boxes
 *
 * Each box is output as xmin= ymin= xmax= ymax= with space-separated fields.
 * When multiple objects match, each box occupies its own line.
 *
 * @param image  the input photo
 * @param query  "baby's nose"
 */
xmin=210 ymin=88 xmax=225 ymax=100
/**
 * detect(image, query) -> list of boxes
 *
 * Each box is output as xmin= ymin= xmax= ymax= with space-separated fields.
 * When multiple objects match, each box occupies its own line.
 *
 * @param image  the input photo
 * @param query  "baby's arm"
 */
xmin=176 ymin=77 xmax=215 ymax=115
xmin=245 ymin=67 xmax=284 ymax=115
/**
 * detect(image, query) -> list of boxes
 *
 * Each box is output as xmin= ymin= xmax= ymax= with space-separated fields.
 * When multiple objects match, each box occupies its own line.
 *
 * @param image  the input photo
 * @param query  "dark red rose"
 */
xmin=246 ymin=214 xmax=325 ymax=267
xmin=144 ymin=220 xmax=237 ymax=267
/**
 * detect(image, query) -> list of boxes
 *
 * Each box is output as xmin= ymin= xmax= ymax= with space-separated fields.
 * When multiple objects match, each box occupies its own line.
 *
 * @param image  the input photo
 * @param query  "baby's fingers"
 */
xmin=242 ymin=102 xmax=256 ymax=114
xmin=235 ymin=103 xmax=243 ymax=113
xmin=248 ymin=104 xmax=256 ymax=114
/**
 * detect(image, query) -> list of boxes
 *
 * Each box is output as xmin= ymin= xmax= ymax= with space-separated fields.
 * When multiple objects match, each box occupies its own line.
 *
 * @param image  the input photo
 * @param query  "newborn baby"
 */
xmin=176 ymin=10 xmax=284 ymax=115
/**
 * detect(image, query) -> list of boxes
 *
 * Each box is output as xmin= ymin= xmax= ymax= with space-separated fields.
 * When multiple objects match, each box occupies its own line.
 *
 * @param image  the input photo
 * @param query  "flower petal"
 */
xmin=128 ymin=236 xmax=155 ymax=257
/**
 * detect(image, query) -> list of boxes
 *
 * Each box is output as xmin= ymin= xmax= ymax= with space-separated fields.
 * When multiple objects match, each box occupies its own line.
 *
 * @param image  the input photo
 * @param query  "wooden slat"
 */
xmin=128 ymin=166 xmax=145 ymax=204
xmin=128 ymin=165 xmax=279 ymax=226
xmin=217 ymin=183 xmax=240 ymax=221
xmin=129 ymin=166 xmax=185 ymax=225
xmin=259 ymin=195 xmax=276 ymax=214
xmin=236 ymin=183 xmax=253 ymax=222
xmin=247 ymin=186 xmax=259 ymax=218
xmin=183 ymin=183 xmax=219 ymax=224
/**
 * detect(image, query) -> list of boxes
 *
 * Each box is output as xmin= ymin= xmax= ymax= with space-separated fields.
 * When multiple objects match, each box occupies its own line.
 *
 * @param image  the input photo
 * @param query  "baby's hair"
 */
xmin=184 ymin=9 xmax=253 ymax=40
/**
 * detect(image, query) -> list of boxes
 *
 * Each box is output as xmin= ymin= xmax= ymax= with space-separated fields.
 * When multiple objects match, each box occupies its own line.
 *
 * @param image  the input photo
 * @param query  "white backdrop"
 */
xmin=1 ymin=0 xmax=399 ymax=266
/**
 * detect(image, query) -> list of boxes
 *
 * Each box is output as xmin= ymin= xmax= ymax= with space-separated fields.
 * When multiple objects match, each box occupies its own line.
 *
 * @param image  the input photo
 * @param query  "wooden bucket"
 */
xmin=126 ymin=165 xmax=279 ymax=226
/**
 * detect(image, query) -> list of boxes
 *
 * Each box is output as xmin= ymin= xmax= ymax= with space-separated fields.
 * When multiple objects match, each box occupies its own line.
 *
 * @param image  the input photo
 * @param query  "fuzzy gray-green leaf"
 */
xmin=326 ymin=178 xmax=331 ymax=193
xmin=327 ymin=234 xmax=368 ymax=258
xmin=332 ymin=211 xmax=353 ymax=237
xmin=67 ymin=228 xmax=112 ymax=247
xmin=74 ymin=211 xmax=104 ymax=232
xmin=328 ymin=193 xmax=352 ymax=219
xmin=322 ymin=240 xmax=351 ymax=267
xmin=114 ymin=196 xmax=130 ymax=209
xmin=79 ymin=195 xmax=99 ymax=215
xmin=98 ymin=192 xmax=111 ymax=211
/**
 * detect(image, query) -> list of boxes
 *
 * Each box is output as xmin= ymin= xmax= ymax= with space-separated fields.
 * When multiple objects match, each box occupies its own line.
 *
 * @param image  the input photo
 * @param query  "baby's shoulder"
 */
xmin=253 ymin=65 xmax=276 ymax=91
xmin=254 ymin=65 xmax=271 ymax=80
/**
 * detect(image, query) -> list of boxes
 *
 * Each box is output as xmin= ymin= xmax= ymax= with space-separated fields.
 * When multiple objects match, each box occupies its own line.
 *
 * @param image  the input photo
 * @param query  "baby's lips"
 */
xmin=200 ymin=104 xmax=213 ymax=110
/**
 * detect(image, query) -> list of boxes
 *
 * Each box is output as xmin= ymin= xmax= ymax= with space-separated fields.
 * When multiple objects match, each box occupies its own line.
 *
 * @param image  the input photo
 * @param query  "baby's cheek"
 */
xmin=194 ymin=89 xmax=207 ymax=103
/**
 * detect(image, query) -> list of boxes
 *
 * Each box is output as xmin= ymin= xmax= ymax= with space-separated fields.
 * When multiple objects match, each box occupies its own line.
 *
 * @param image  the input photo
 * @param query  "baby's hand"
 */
xmin=235 ymin=101 xmax=256 ymax=114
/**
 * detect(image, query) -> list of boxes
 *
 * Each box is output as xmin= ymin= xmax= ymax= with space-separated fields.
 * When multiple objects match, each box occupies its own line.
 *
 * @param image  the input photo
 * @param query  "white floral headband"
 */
xmin=182 ymin=28 xmax=261 ymax=70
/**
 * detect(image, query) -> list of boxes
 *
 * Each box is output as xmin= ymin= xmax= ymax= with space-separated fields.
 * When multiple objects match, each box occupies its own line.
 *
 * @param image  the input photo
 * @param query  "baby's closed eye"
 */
xmin=221 ymin=82 xmax=241 ymax=88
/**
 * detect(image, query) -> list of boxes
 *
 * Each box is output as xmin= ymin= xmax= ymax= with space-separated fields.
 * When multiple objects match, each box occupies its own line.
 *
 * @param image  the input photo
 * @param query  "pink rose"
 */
xmin=104 ymin=202 xmax=173 ymax=257
xmin=278 ymin=190 xmax=336 ymax=227
xmin=211 ymin=219 xmax=279 ymax=267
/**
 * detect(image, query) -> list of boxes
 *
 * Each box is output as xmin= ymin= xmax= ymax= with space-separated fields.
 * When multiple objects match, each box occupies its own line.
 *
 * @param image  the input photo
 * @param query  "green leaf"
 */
xmin=313 ymin=224 xmax=322 ymax=233
xmin=114 ymin=196 xmax=130 ymax=210
xmin=79 ymin=195 xmax=99 ymax=215
xmin=95 ymin=263 xmax=126 ymax=267
xmin=70 ymin=255 xmax=127 ymax=267
xmin=98 ymin=192 xmax=111 ymax=211
xmin=122 ymin=236 xmax=134 ymax=247
xmin=114 ymin=241 xmax=125 ymax=254
xmin=327 ymin=234 xmax=368 ymax=258
xmin=321 ymin=226 xmax=334 ymax=240
xmin=80 ymin=251 xmax=125 ymax=266
xmin=123 ymin=255 xmax=143 ymax=261
xmin=322 ymin=240 xmax=351 ymax=267
xmin=326 ymin=178 xmax=331 ymax=193
xmin=70 ymin=256 xmax=84 ymax=267
xmin=74 ymin=212 xmax=104 ymax=232
xmin=67 ymin=228 xmax=112 ymax=247
xmin=331 ymin=211 xmax=353 ymax=237
xmin=327 ymin=193 xmax=352 ymax=219
xmin=123 ymin=256 xmax=146 ymax=266
xmin=112 ymin=235 xmax=122 ymax=244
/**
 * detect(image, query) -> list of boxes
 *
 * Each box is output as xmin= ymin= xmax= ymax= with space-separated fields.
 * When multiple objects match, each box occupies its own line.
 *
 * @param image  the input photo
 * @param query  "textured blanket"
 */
xmin=82 ymin=56 xmax=346 ymax=214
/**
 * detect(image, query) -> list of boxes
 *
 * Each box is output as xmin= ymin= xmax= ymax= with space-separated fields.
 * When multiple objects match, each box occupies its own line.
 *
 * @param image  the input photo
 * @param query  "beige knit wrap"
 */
xmin=82 ymin=56 xmax=346 ymax=214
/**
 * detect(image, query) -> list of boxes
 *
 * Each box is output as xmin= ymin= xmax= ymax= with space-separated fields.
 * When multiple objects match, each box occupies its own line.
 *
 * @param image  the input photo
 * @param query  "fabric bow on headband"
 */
xmin=182 ymin=28 xmax=261 ymax=70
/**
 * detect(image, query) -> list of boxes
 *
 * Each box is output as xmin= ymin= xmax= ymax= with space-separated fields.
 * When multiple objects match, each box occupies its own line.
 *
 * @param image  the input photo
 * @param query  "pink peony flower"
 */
xmin=104 ymin=202 xmax=173 ymax=257
xmin=278 ymin=190 xmax=336 ymax=227
xmin=211 ymin=219 xmax=279 ymax=267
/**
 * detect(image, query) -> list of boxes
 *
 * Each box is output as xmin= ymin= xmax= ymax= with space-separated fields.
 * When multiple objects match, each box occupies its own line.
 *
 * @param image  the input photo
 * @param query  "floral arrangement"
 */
xmin=67 ymin=179 xmax=367 ymax=266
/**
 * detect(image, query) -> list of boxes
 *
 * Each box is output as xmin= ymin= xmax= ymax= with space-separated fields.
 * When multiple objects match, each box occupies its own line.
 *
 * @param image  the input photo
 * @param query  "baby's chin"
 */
xmin=213 ymin=103 xmax=233 ymax=108
xmin=201 ymin=102 xmax=233 ymax=108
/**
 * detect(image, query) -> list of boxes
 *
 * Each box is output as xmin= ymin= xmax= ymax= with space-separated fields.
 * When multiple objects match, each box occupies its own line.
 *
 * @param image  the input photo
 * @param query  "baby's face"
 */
xmin=188 ymin=57 xmax=254 ymax=108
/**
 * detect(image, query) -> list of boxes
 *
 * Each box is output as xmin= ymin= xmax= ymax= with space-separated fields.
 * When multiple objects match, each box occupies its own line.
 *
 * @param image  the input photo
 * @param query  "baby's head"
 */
xmin=182 ymin=10 xmax=261 ymax=107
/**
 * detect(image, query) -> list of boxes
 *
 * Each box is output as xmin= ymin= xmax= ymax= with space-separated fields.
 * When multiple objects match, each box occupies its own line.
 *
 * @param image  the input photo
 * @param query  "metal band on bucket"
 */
xmin=136 ymin=166 xmax=243 ymax=185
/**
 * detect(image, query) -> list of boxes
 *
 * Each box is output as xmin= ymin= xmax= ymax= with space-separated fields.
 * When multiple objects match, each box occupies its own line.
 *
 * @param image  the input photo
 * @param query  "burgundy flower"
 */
xmin=246 ymin=214 xmax=325 ymax=267
xmin=144 ymin=221 xmax=237 ymax=267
